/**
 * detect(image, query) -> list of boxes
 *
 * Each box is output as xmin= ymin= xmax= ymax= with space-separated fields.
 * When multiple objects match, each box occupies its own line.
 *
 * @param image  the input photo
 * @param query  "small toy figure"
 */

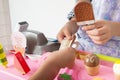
xmin=0 ymin=43 xmax=8 ymax=68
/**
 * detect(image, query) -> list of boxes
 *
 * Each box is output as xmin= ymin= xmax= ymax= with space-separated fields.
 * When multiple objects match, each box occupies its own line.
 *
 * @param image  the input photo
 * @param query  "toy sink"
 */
xmin=18 ymin=21 xmax=60 ymax=55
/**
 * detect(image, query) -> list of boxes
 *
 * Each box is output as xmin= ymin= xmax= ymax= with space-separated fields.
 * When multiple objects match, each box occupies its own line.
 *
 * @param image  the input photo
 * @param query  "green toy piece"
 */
xmin=59 ymin=73 xmax=72 ymax=80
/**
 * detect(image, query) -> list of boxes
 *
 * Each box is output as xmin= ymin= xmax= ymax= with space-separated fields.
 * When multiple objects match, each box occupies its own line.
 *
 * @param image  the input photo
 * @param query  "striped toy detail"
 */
xmin=0 ymin=43 xmax=8 ymax=67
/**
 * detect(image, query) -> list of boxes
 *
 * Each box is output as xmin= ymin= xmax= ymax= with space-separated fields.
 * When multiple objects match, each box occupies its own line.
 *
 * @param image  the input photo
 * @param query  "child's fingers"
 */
xmin=91 ymin=38 xmax=109 ymax=45
xmin=88 ymin=33 xmax=110 ymax=45
xmin=57 ymin=33 xmax=65 ymax=43
xmin=86 ymin=27 xmax=106 ymax=36
xmin=82 ymin=25 xmax=96 ymax=31
xmin=82 ymin=20 xmax=104 ymax=31
xmin=57 ymin=31 xmax=72 ymax=43
xmin=88 ymin=33 xmax=107 ymax=41
xmin=64 ymin=31 xmax=73 ymax=40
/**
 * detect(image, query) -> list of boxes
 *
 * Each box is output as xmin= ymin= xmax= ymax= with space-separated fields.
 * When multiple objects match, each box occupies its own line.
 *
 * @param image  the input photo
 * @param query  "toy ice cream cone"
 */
xmin=74 ymin=1 xmax=95 ymax=26
xmin=113 ymin=61 xmax=120 ymax=80
xmin=11 ymin=32 xmax=26 ymax=57
xmin=84 ymin=54 xmax=100 ymax=76
xmin=85 ymin=65 xmax=99 ymax=76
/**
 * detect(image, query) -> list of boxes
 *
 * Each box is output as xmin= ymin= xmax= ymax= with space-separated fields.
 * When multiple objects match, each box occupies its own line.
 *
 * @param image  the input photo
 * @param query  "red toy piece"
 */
xmin=14 ymin=52 xmax=30 ymax=74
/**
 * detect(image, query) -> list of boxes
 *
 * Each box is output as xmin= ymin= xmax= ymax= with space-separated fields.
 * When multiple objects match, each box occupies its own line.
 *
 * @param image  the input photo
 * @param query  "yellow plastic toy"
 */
xmin=0 ymin=43 xmax=8 ymax=68
xmin=93 ymin=77 xmax=104 ymax=80
xmin=95 ymin=53 xmax=120 ymax=63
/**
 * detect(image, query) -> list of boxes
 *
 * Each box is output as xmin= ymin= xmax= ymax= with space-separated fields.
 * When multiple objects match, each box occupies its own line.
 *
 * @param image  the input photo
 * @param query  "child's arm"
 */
xmin=28 ymin=47 xmax=76 ymax=80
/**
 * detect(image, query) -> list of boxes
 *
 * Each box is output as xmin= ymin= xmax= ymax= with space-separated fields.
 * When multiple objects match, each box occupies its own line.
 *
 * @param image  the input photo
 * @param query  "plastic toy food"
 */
xmin=95 ymin=53 xmax=120 ymax=63
xmin=0 ymin=43 xmax=8 ymax=68
xmin=74 ymin=1 xmax=95 ymax=26
xmin=14 ymin=52 xmax=30 ymax=74
xmin=58 ymin=73 xmax=72 ymax=80
xmin=76 ymin=50 xmax=88 ymax=60
xmin=113 ymin=61 xmax=120 ymax=80
xmin=11 ymin=32 xmax=26 ymax=57
xmin=59 ymin=35 xmax=76 ymax=50
xmin=84 ymin=54 xmax=100 ymax=76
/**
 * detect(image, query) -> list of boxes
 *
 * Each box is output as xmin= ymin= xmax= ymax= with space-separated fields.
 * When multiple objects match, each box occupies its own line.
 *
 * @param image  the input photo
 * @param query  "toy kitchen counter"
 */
xmin=0 ymin=52 xmax=117 ymax=80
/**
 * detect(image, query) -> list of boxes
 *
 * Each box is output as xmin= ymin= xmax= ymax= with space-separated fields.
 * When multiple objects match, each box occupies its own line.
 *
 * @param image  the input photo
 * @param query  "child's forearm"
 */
xmin=29 ymin=48 xmax=76 ymax=80
xmin=29 ymin=60 xmax=61 ymax=80
xmin=28 ymin=52 xmax=62 ymax=80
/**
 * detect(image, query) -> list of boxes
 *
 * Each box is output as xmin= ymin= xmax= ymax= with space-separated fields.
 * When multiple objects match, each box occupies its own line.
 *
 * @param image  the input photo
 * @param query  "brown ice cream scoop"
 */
xmin=74 ymin=1 xmax=95 ymax=26
xmin=84 ymin=54 xmax=99 ymax=67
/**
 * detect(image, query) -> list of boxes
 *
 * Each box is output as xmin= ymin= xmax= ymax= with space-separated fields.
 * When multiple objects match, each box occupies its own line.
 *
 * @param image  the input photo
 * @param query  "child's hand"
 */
xmin=82 ymin=20 xmax=114 ymax=45
xmin=57 ymin=20 xmax=79 ymax=43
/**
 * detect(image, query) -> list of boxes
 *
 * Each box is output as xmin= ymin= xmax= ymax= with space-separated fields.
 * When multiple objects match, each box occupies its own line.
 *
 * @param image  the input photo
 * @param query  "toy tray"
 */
xmin=55 ymin=60 xmax=115 ymax=80
xmin=1 ymin=52 xmax=115 ymax=80
xmin=39 ymin=52 xmax=115 ymax=80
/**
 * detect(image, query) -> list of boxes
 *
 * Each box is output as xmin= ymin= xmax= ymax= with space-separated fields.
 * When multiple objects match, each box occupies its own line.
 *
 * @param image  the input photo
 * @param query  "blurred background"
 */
xmin=9 ymin=0 xmax=75 ymax=38
xmin=0 ymin=0 xmax=75 ymax=52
